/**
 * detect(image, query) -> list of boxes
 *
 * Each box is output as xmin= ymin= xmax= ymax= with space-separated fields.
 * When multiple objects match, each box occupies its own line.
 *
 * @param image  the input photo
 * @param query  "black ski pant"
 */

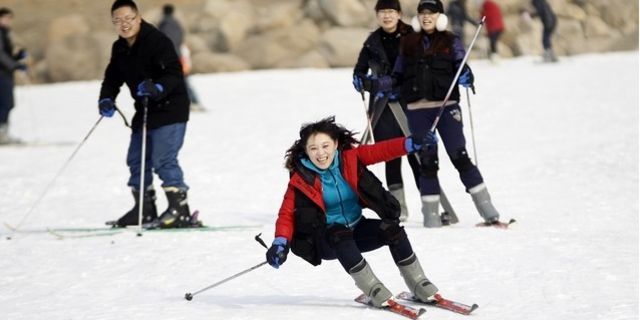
xmin=373 ymin=105 xmax=421 ymax=189
xmin=407 ymin=103 xmax=484 ymax=196
xmin=319 ymin=218 xmax=414 ymax=272
xmin=0 ymin=74 xmax=14 ymax=125
xmin=488 ymin=30 xmax=502 ymax=55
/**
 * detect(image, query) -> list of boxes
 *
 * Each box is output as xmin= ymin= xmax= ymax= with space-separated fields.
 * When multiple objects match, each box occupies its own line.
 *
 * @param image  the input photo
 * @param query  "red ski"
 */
xmin=475 ymin=218 xmax=516 ymax=229
xmin=355 ymin=293 xmax=426 ymax=319
xmin=396 ymin=291 xmax=478 ymax=315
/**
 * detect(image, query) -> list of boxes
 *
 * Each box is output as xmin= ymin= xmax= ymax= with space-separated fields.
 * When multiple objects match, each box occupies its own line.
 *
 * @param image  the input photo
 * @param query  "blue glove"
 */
xmin=405 ymin=132 xmax=439 ymax=153
xmin=266 ymin=236 xmax=289 ymax=269
xmin=352 ymin=74 xmax=364 ymax=92
xmin=458 ymin=67 xmax=474 ymax=89
xmin=136 ymin=80 xmax=163 ymax=99
xmin=375 ymin=75 xmax=393 ymax=93
xmin=98 ymin=98 xmax=116 ymax=117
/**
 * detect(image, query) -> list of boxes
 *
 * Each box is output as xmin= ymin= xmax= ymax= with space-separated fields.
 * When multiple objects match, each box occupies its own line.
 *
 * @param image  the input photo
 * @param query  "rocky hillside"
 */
xmin=5 ymin=0 xmax=638 ymax=83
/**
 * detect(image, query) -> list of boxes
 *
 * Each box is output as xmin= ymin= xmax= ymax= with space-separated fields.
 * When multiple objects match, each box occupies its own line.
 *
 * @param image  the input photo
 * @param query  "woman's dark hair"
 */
xmin=284 ymin=116 xmax=359 ymax=171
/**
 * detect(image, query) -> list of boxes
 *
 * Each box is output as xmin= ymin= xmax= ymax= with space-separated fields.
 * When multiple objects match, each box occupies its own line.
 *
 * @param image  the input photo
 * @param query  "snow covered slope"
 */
xmin=0 ymin=52 xmax=637 ymax=320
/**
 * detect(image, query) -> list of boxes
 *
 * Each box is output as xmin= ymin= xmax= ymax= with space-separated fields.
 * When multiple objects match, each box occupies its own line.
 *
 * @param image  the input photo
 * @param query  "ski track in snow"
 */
xmin=0 ymin=52 xmax=638 ymax=320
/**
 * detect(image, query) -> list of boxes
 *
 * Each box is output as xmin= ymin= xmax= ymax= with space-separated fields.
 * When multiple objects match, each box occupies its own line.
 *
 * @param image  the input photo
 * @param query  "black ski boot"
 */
xmin=154 ymin=187 xmax=194 ymax=229
xmin=106 ymin=188 xmax=158 ymax=227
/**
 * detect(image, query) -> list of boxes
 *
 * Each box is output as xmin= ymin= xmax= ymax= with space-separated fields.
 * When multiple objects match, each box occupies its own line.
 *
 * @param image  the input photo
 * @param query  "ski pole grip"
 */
xmin=254 ymin=233 xmax=268 ymax=249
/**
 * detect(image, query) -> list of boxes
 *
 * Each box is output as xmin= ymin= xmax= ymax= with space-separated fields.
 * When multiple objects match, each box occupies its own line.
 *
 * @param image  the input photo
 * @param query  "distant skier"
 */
xmin=479 ymin=0 xmax=504 ymax=63
xmin=352 ymin=0 xmax=421 ymax=222
xmin=522 ymin=0 xmax=558 ymax=62
xmin=446 ymin=0 xmax=477 ymax=45
xmin=0 ymin=7 xmax=27 ymax=145
xmin=99 ymin=0 xmax=195 ymax=228
xmin=391 ymin=0 xmax=503 ymax=227
xmin=266 ymin=116 xmax=439 ymax=308
xmin=158 ymin=3 xmax=205 ymax=112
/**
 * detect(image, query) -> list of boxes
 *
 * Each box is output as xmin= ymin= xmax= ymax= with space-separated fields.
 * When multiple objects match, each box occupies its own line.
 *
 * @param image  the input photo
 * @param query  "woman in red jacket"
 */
xmin=480 ymin=0 xmax=504 ymax=63
xmin=266 ymin=116 xmax=439 ymax=308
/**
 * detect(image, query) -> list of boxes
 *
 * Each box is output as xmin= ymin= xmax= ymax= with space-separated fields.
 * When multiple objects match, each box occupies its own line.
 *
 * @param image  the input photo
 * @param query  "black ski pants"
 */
xmin=319 ymin=218 xmax=414 ymax=272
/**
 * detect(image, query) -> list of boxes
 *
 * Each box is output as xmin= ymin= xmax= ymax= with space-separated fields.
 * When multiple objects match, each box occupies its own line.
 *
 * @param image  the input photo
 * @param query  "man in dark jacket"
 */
xmin=100 ymin=0 xmax=195 ymax=228
xmin=0 ymin=7 xmax=27 ymax=145
xmin=157 ymin=3 xmax=204 ymax=111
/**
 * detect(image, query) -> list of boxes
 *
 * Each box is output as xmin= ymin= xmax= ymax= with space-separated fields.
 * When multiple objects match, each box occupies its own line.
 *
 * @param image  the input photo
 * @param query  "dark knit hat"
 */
xmin=375 ymin=0 xmax=402 ymax=12
xmin=417 ymin=0 xmax=444 ymax=13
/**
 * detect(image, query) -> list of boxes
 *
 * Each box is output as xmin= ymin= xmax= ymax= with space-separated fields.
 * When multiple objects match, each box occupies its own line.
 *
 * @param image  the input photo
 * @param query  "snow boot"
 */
xmin=0 ymin=123 xmax=20 ymax=145
xmin=107 ymin=188 xmax=158 ymax=227
xmin=349 ymin=259 xmax=393 ymax=308
xmin=397 ymin=253 xmax=438 ymax=302
xmin=469 ymin=183 xmax=500 ymax=223
xmin=543 ymin=49 xmax=558 ymax=63
xmin=389 ymin=184 xmax=409 ymax=222
xmin=421 ymin=195 xmax=442 ymax=228
xmin=155 ymin=187 xmax=193 ymax=228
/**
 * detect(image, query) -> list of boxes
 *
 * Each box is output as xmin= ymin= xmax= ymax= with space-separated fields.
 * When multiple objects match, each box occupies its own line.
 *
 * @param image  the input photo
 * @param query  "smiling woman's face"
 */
xmin=305 ymin=132 xmax=338 ymax=170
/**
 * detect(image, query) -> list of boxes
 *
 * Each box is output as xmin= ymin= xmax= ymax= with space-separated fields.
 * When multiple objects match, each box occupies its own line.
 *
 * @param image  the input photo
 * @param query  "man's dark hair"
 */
xmin=0 ymin=7 xmax=13 ymax=17
xmin=163 ymin=4 xmax=174 ymax=16
xmin=111 ymin=0 xmax=138 ymax=13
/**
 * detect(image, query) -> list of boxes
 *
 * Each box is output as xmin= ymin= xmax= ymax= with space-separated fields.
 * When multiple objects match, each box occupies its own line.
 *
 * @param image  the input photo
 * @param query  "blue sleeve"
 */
xmin=452 ymin=36 xmax=466 ymax=68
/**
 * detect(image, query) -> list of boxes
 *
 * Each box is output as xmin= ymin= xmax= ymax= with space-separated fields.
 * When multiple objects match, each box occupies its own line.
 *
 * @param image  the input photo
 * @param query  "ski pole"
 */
xmin=137 ymin=96 xmax=149 ymax=234
xmin=465 ymin=87 xmax=479 ymax=166
xmin=429 ymin=16 xmax=485 ymax=133
xmin=9 ymin=116 xmax=104 ymax=233
xmin=184 ymin=261 xmax=268 ymax=301
xmin=184 ymin=234 xmax=270 ymax=301
xmin=359 ymin=90 xmax=375 ymax=144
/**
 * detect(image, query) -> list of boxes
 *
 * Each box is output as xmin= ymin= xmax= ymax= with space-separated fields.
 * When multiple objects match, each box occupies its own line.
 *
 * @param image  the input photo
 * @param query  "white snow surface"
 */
xmin=0 ymin=52 xmax=638 ymax=320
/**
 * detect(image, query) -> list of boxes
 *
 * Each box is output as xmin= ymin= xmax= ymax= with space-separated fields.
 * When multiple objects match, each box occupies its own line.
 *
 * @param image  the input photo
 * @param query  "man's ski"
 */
xmin=354 ymin=294 xmax=426 ymax=319
xmin=475 ymin=218 xmax=516 ymax=229
xmin=396 ymin=292 xmax=478 ymax=315
xmin=4 ymin=221 xmax=261 ymax=238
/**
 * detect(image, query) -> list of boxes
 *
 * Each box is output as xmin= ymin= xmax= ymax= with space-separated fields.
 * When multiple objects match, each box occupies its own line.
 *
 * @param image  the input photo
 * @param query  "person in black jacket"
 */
xmin=524 ymin=0 xmax=558 ymax=62
xmin=446 ymin=0 xmax=477 ymax=45
xmin=99 ymin=0 xmax=195 ymax=229
xmin=352 ymin=0 xmax=421 ymax=222
xmin=392 ymin=0 xmax=502 ymax=227
xmin=0 ymin=7 xmax=27 ymax=145
xmin=158 ymin=3 xmax=204 ymax=111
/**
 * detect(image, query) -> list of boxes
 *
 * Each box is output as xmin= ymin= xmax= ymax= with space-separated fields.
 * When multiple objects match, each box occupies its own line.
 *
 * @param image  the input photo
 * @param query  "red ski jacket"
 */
xmin=274 ymin=137 xmax=407 ymax=242
xmin=481 ymin=0 xmax=505 ymax=34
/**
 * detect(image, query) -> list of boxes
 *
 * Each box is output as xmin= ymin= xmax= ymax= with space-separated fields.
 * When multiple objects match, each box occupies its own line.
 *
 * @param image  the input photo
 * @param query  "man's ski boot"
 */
xmin=389 ymin=184 xmax=409 ymax=222
xmin=106 ymin=188 xmax=158 ymax=227
xmin=397 ymin=253 xmax=438 ymax=302
xmin=147 ymin=187 xmax=198 ymax=229
xmin=349 ymin=259 xmax=393 ymax=308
